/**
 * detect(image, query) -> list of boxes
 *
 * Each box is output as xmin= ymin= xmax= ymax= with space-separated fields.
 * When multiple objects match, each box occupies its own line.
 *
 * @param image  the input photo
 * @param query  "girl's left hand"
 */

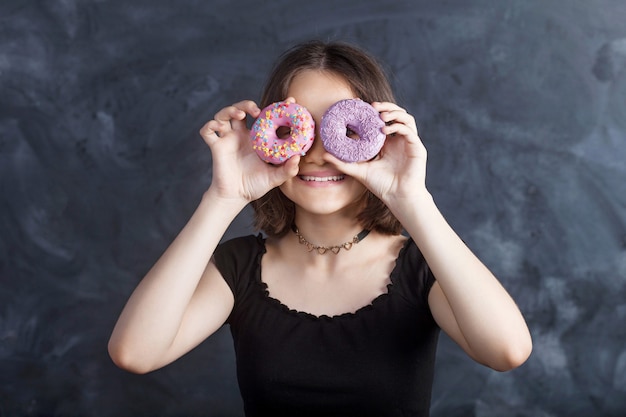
xmin=323 ymin=102 xmax=429 ymax=207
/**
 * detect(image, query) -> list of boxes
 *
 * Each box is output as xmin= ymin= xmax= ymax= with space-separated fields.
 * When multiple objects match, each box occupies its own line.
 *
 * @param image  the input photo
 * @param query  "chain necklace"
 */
xmin=291 ymin=224 xmax=370 ymax=255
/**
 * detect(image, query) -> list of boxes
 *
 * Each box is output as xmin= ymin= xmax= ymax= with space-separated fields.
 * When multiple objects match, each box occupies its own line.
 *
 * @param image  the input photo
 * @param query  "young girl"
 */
xmin=108 ymin=41 xmax=532 ymax=416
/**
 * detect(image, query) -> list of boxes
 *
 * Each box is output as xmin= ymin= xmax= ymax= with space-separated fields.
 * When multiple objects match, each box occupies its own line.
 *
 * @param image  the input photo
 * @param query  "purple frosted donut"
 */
xmin=250 ymin=101 xmax=315 ymax=164
xmin=320 ymin=99 xmax=386 ymax=162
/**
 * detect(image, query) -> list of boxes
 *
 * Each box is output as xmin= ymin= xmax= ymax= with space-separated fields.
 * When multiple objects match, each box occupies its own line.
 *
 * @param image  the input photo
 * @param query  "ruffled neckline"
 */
xmin=251 ymin=234 xmax=411 ymax=321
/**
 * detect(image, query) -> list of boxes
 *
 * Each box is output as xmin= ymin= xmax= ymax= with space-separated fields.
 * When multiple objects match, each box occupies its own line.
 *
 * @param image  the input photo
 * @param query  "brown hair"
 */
xmin=251 ymin=40 xmax=403 ymax=237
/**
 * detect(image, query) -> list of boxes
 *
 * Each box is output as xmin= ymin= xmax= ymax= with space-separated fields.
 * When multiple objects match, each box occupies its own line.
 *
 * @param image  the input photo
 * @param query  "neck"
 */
xmin=291 ymin=210 xmax=364 ymax=243
xmin=292 ymin=224 xmax=369 ymax=255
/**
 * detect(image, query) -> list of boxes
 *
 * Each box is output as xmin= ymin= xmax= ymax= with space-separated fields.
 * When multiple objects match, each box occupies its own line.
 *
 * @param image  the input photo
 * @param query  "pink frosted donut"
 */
xmin=250 ymin=101 xmax=315 ymax=164
xmin=320 ymin=99 xmax=386 ymax=162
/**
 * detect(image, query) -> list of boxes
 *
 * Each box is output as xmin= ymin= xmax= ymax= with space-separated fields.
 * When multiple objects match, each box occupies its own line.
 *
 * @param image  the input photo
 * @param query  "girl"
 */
xmin=108 ymin=41 xmax=532 ymax=416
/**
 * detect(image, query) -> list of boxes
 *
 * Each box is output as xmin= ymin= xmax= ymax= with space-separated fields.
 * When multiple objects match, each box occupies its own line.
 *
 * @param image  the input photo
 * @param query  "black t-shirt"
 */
xmin=213 ymin=234 xmax=440 ymax=417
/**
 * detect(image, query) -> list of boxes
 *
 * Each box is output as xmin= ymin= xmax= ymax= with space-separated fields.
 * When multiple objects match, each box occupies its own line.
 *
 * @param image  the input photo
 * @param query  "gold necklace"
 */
xmin=291 ymin=224 xmax=370 ymax=255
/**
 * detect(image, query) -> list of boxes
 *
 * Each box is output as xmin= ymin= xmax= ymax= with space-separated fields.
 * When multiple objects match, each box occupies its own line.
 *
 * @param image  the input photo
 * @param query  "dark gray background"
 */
xmin=1 ymin=0 xmax=625 ymax=416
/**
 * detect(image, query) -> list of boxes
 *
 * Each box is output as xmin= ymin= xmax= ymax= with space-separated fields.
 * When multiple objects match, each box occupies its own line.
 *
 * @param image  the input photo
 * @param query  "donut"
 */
xmin=250 ymin=101 xmax=315 ymax=164
xmin=320 ymin=99 xmax=386 ymax=162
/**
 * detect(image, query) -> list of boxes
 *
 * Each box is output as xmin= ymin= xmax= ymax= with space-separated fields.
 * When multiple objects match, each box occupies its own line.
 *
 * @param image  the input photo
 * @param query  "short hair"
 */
xmin=251 ymin=40 xmax=403 ymax=237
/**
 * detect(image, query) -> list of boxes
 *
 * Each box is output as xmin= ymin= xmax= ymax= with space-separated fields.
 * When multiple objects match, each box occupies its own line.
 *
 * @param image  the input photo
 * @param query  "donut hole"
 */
xmin=276 ymin=125 xmax=292 ymax=139
xmin=346 ymin=126 xmax=360 ymax=141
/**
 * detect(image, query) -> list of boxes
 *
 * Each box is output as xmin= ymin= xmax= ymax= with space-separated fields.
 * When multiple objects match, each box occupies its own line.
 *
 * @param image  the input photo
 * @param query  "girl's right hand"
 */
xmin=199 ymin=100 xmax=301 ymax=203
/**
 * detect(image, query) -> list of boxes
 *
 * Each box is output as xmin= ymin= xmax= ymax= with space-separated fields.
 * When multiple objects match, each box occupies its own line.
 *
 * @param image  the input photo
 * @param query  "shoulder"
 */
xmin=212 ymin=234 xmax=265 ymax=287
xmin=392 ymin=236 xmax=437 ymax=307
xmin=394 ymin=236 xmax=424 ymax=269
xmin=215 ymin=234 xmax=265 ymax=257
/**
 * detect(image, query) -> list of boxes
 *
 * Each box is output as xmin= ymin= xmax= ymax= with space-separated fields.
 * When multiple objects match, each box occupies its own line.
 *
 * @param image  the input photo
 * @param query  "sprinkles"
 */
xmin=250 ymin=101 xmax=315 ymax=164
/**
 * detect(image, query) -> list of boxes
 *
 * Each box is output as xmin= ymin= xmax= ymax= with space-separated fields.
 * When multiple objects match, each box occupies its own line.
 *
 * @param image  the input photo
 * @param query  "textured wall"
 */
xmin=1 ymin=1 xmax=625 ymax=416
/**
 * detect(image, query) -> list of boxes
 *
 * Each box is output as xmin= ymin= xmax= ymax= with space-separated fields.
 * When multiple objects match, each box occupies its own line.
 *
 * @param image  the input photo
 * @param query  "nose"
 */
xmin=302 ymin=128 xmax=326 ymax=165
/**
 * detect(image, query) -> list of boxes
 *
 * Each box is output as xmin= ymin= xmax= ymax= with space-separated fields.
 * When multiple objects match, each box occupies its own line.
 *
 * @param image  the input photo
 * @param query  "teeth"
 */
xmin=300 ymin=175 xmax=345 ymax=182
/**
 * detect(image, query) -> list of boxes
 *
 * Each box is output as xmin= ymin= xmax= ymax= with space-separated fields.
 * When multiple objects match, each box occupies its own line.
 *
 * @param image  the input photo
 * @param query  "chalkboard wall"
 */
xmin=1 ymin=0 xmax=625 ymax=416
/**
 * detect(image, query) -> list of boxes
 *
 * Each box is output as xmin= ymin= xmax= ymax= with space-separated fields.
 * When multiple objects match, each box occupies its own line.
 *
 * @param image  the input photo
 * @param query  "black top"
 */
xmin=213 ymin=234 xmax=440 ymax=417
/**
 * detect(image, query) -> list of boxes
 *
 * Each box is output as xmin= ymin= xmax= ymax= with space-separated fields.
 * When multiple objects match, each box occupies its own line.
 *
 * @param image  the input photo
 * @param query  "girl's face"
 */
xmin=279 ymin=70 xmax=368 ymax=218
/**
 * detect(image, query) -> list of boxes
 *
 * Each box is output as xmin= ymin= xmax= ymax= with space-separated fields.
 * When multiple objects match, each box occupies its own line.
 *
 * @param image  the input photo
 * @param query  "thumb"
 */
xmin=322 ymin=153 xmax=363 ymax=179
xmin=269 ymin=155 xmax=301 ymax=186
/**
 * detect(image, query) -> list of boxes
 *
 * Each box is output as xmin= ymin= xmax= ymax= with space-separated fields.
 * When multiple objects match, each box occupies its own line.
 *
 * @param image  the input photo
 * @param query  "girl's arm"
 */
xmin=394 ymin=191 xmax=532 ymax=372
xmin=325 ymin=102 xmax=532 ymax=371
xmin=108 ymin=191 xmax=243 ymax=374
xmin=108 ymin=101 xmax=300 ymax=374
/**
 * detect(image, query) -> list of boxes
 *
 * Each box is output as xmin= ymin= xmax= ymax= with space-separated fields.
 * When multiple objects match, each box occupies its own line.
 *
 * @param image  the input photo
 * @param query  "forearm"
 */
xmin=108 ymin=188 xmax=246 ymax=369
xmin=389 ymin=192 xmax=532 ymax=369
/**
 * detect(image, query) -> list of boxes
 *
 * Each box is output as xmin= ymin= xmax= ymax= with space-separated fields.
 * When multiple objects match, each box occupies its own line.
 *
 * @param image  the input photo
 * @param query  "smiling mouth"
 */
xmin=299 ymin=175 xmax=345 ymax=182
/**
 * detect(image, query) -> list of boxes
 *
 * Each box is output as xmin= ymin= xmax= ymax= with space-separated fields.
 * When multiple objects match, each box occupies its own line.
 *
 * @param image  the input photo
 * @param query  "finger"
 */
xmin=382 ymin=123 xmax=421 ymax=142
xmin=322 ymin=152 xmax=364 ymax=178
xmin=213 ymin=105 xmax=243 ymax=123
xmin=208 ymin=108 xmax=239 ymax=137
xmin=382 ymin=116 xmax=418 ymax=138
xmin=199 ymin=121 xmax=220 ymax=145
xmin=233 ymin=100 xmax=261 ymax=132
xmin=213 ymin=101 xmax=261 ymax=133
xmin=269 ymin=155 xmax=301 ymax=185
xmin=232 ymin=100 xmax=261 ymax=119
xmin=373 ymin=103 xmax=418 ymax=134
xmin=379 ymin=109 xmax=415 ymax=125
xmin=204 ymin=119 xmax=233 ymax=140
xmin=282 ymin=155 xmax=301 ymax=178
xmin=371 ymin=101 xmax=407 ymax=113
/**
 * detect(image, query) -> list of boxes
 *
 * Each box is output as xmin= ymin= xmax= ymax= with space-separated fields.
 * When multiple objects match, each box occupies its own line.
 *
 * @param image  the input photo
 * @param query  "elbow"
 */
xmin=108 ymin=338 xmax=154 ymax=375
xmin=489 ymin=335 xmax=533 ymax=372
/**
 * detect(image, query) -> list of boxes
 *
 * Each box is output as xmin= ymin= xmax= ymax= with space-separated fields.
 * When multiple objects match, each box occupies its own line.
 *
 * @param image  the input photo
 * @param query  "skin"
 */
xmin=108 ymin=69 xmax=532 ymax=375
